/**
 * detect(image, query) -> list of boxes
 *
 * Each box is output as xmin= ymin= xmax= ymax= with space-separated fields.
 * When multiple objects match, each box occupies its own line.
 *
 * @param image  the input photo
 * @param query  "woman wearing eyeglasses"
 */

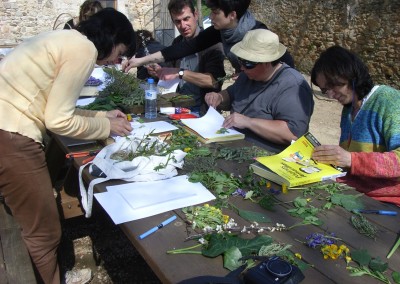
xmin=311 ymin=45 xmax=400 ymax=206
xmin=0 ymin=8 xmax=134 ymax=284
xmin=123 ymin=0 xmax=294 ymax=75
xmin=205 ymin=29 xmax=313 ymax=153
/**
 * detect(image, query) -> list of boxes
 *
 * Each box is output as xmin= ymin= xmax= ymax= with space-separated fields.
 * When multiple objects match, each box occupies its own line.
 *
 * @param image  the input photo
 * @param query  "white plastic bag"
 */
xmin=79 ymin=135 xmax=186 ymax=217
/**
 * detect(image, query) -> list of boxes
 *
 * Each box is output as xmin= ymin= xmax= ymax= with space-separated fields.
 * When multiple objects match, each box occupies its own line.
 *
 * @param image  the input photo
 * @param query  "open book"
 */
xmin=250 ymin=132 xmax=346 ymax=187
xmin=180 ymin=107 xmax=245 ymax=144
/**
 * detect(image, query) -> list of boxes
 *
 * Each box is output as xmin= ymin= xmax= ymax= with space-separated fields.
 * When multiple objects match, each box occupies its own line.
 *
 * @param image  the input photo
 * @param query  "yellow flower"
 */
xmin=295 ymin=253 xmax=302 ymax=259
xmin=266 ymin=182 xmax=271 ymax=188
xmin=184 ymin=147 xmax=192 ymax=152
xmin=223 ymin=215 xmax=230 ymax=224
xmin=282 ymin=184 xmax=288 ymax=194
xmin=345 ymin=256 xmax=352 ymax=264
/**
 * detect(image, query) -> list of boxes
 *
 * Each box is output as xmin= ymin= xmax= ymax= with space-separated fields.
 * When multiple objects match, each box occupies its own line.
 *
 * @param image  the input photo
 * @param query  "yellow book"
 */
xmin=180 ymin=107 xmax=245 ymax=144
xmin=250 ymin=132 xmax=346 ymax=187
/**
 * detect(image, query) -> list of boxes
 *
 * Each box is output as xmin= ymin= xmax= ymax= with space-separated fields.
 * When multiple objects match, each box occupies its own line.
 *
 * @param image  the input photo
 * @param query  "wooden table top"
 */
xmin=52 ymin=133 xmax=400 ymax=284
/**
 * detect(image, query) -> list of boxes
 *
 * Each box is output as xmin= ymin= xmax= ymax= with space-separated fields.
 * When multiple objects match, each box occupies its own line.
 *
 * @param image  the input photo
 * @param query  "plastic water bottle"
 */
xmin=145 ymin=78 xmax=157 ymax=119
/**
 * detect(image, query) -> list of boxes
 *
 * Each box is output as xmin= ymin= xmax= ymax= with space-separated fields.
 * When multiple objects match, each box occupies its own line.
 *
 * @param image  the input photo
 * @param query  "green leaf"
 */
xmin=351 ymin=249 xmax=372 ymax=267
xmin=392 ymin=271 xmax=400 ymax=283
xmin=341 ymin=197 xmax=364 ymax=211
xmin=223 ymin=246 xmax=243 ymax=271
xmin=238 ymin=208 xmax=271 ymax=223
xmin=202 ymin=234 xmax=273 ymax=258
xmin=293 ymin=197 xmax=308 ymax=207
xmin=369 ymin=257 xmax=388 ymax=273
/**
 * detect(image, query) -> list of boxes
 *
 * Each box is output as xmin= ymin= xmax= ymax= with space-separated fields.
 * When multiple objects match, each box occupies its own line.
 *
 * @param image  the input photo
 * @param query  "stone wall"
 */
xmin=251 ymin=0 xmax=400 ymax=88
xmin=1 ymin=0 xmax=399 ymax=87
xmin=0 ymin=0 xmax=152 ymax=45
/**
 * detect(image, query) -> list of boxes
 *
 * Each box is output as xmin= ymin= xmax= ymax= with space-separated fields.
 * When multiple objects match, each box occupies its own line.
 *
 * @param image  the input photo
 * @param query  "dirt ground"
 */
xmin=59 ymin=74 xmax=343 ymax=284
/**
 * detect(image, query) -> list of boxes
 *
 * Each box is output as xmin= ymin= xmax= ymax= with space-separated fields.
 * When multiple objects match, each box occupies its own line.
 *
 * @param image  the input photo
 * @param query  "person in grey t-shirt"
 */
xmin=205 ymin=29 xmax=314 ymax=153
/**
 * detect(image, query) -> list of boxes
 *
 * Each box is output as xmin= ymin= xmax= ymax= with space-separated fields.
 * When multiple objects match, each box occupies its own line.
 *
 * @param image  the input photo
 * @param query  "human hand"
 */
xmin=146 ymin=64 xmax=162 ymax=78
xmin=205 ymin=92 xmax=223 ymax=108
xmin=108 ymin=117 xmax=132 ymax=137
xmin=312 ymin=145 xmax=352 ymax=168
xmin=156 ymin=67 xmax=180 ymax=81
xmin=122 ymin=56 xmax=142 ymax=72
xmin=106 ymin=109 xmax=127 ymax=119
xmin=222 ymin=112 xmax=250 ymax=129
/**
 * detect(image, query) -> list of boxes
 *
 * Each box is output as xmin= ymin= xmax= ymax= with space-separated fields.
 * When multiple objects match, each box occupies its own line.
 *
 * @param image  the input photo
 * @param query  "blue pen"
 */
xmin=139 ymin=215 xmax=177 ymax=240
xmin=353 ymin=209 xmax=398 ymax=216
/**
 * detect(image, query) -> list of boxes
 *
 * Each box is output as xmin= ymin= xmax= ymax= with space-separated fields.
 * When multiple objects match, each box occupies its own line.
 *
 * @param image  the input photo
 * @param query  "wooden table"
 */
xmin=50 ymin=132 xmax=400 ymax=284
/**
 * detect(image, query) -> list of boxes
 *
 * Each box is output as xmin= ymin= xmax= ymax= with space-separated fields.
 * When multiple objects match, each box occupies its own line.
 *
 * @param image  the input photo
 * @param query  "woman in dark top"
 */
xmin=124 ymin=0 xmax=294 ymax=73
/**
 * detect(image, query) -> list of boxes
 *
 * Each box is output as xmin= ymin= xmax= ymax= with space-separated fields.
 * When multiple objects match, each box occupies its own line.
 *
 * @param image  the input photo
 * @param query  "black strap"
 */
xmin=240 ymin=65 xmax=288 ymax=114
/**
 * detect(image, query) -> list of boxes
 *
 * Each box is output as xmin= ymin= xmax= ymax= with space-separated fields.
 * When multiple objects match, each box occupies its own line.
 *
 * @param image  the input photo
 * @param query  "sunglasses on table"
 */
xmin=237 ymin=57 xmax=260 ymax=69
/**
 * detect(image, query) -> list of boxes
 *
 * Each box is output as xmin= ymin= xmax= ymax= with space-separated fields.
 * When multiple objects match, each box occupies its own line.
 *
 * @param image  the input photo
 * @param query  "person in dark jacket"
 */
xmin=124 ymin=0 xmax=294 ymax=74
xmin=134 ymin=29 xmax=166 ymax=80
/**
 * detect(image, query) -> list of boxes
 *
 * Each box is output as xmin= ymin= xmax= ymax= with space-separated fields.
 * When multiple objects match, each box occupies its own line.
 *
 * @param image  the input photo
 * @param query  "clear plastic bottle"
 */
xmin=145 ymin=78 xmax=157 ymax=119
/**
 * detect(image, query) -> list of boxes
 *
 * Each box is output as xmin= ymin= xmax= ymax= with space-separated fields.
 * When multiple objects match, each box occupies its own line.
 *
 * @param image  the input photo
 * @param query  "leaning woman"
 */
xmin=0 ymin=8 xmax=134 ymax=284
xmin=311 ymin=45 xmax=400 ymax=206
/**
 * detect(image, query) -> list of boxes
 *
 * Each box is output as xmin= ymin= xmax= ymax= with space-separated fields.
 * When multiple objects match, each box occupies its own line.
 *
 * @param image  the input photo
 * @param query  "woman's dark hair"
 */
xmin=79 ymin=0 xmax=103 ymax=22
xmin=311 ymin=45 xmax=374 ymax=100
xmin=77 ymin=8 xmax=136 ymax=60
xmin=206 ymin=0 xmax=251 ymax=20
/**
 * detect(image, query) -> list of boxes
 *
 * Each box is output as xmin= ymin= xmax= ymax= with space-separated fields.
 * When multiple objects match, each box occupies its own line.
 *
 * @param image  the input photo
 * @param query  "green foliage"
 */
xmin=237 ymin=208 xmax=271 ymax=223
xmin=81 ymin=67 xmax=145 ymax=111
xmin=348 ymin=249 xmax=394 ymax=283
xmin=223 ymin=247 xmax=243 ymax=271
xmin=217 ymin=146 xmax=272 ymax=163
xmin=330 ymin=193 xmax=364 ymax=211
xmin=202 ymin=234 xmax=273 ymax=258
xmin=350 ymin=214 xmax=378 ymax=240
xmin=189 ymin=170 xmax=241 ymax=199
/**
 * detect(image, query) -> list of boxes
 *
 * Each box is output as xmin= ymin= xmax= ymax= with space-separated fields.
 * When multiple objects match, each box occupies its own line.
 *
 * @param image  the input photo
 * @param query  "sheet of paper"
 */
xmin=181 ymin=107 xmax=243 ymax=138
xmin=129 ymin=121 xmax=178 ymax=137
xmin=76 ymin=97 xmax=95 ymax=106
xmin=94 ymin=175 xmax=216 ymax=224
xmin=157 ymin=78 xmax=179 ymax=94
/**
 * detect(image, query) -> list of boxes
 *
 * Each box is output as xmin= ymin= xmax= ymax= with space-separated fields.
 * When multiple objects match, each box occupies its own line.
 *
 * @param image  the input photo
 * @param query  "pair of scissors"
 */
xmin=65 ymin=150 xmax=100 ymax=161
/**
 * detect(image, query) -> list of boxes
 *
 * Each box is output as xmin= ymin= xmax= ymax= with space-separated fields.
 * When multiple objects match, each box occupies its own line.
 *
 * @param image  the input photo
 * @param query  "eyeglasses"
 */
xmin=237 ymin=57 xmax=260 ymax=69
xmin=320 ymin=81 xmax=347 ymax=95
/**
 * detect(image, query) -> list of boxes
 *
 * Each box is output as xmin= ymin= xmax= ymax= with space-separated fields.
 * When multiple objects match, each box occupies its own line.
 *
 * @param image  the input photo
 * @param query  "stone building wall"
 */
xmin=251 ymin=0 xmax=400 ymax=88
xmin=0 ymin=0 xmax=152 ymax=45
xmin=1 ymin=0 xmax=399 ymax=87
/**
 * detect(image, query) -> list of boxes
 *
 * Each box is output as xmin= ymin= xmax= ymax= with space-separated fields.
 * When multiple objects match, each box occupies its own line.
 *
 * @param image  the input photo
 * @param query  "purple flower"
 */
xmin=232 ymin=188 xmax=246 ymax=197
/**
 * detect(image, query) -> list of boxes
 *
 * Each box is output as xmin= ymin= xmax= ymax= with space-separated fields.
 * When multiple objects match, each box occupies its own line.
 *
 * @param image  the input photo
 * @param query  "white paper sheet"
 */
xmin=157 ymin=78 xmax=179 ymax=94
xmin=76 ymin=97 xmax=96 ymax=106
xmin=128 ymin=121 xmax=178 ymax=137
xmin=181 ymin=107 xmax=243 ymax=139
xmin=94 ymin=175 xmax=215 ymax=224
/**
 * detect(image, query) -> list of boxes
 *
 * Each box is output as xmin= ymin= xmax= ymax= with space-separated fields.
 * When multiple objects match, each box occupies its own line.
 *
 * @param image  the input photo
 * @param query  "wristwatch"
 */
xmin=178 ymin=68 xmax=184 ymax=79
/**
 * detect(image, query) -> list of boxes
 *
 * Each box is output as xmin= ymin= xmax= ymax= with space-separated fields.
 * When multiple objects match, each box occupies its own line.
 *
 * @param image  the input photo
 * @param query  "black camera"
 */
xmin=243 ymin=256 xmax=305 ymax=284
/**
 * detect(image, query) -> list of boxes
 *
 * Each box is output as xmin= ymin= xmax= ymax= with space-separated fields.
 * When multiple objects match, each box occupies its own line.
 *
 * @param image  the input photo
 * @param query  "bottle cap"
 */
xmin=147 ymin=78 xmax=155 ymax=84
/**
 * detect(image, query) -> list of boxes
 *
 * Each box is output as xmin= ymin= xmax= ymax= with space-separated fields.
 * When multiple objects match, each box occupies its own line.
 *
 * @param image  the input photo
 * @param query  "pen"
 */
xmin=139 ymin=215 xmax=177 ymax=240
xmin=353 ymin=209 xmax=398 ymax=216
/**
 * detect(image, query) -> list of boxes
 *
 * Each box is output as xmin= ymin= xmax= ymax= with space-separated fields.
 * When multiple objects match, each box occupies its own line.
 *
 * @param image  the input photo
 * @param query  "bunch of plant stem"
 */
xmin=83 ymin=67 xmax=145 ymax=111
xmin=347 ymin=249 xmax=400 ymax=284
xmin=110 ymin=134 xmax=172 ymax=162
xmin=217 ymin=146 xmax=272 ymax=163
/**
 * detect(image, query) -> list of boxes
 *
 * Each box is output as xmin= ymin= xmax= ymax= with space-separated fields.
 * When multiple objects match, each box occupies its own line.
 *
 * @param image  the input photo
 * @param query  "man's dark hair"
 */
xmin=311 ymin=45 xmax=374 ymax=100
xmin=77 ymin=8 xmax=136 ymax=59
xmin=206 ymin=0 xmax=251 ymax=20
xmin=168 ymin=0 xmax=196 ymax=15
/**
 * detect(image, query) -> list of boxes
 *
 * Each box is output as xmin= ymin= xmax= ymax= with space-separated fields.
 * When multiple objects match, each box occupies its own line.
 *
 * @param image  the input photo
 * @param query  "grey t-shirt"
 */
xmin=226 ymin=64 xmax=314 ymax=152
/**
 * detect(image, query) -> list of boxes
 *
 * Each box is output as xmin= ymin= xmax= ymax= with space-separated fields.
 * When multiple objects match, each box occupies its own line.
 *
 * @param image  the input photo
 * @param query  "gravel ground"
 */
xmin=59 ymin=207 xmax=161 ymax=284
